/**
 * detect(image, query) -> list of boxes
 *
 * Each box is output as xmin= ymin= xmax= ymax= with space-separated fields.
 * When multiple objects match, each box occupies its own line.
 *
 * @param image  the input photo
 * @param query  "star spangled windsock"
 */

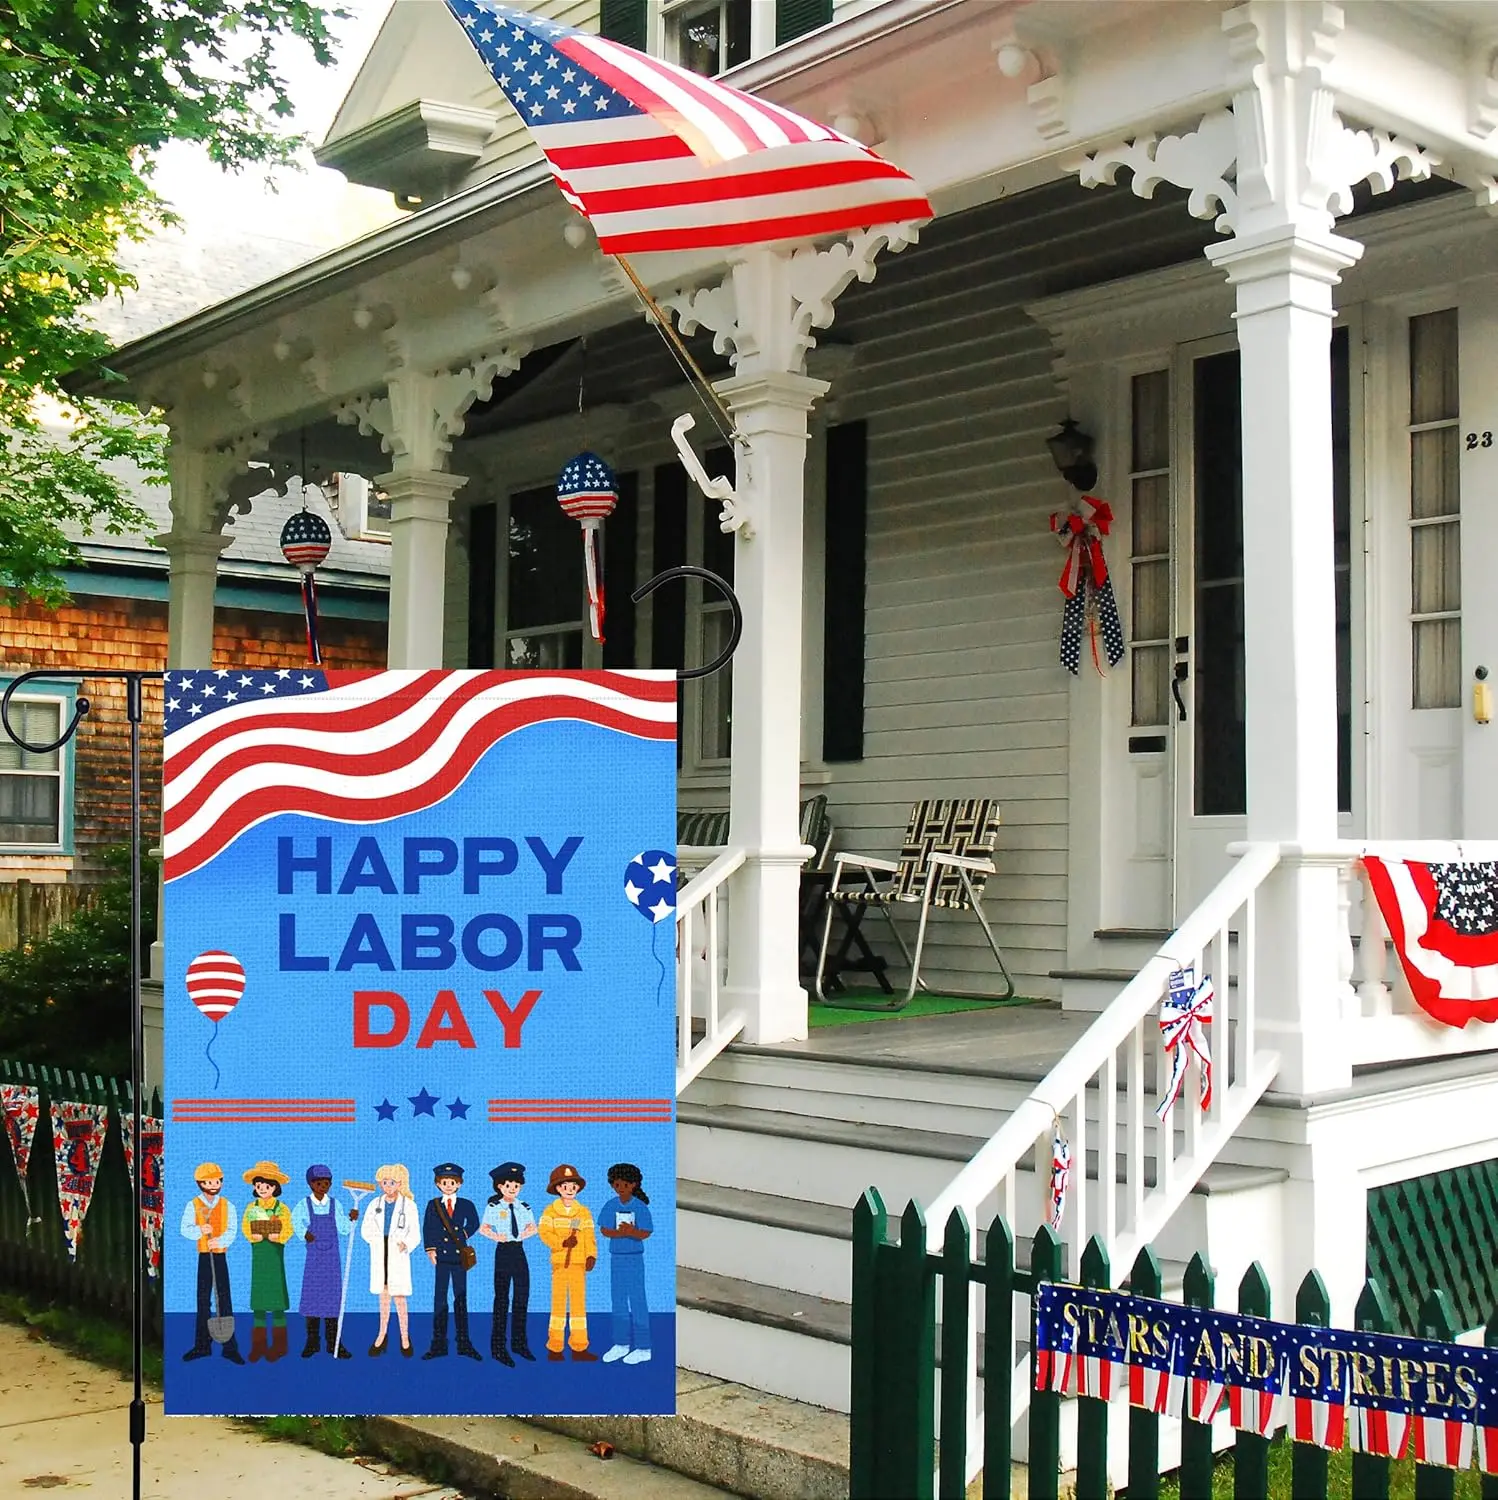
xmin=1155 ymin=965 xmax=1213 ymax=1123
xmin=443 ymin=1 xmax=932 ymax=254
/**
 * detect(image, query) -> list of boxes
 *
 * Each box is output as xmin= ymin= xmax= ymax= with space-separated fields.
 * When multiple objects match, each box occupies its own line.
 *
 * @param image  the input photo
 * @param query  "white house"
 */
xmin=94 ymin=0 xmax=1498 ymax=1482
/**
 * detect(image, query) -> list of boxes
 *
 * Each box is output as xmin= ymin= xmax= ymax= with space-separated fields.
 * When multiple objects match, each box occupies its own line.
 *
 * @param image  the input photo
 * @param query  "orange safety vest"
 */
xmin=193 ymin=1195 xmax=229 ymax=1253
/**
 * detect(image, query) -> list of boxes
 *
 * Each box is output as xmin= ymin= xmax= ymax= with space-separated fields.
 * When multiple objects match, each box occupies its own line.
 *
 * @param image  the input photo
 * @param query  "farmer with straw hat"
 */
xmin=242 ymin=1160 xmax=294 ymax=1363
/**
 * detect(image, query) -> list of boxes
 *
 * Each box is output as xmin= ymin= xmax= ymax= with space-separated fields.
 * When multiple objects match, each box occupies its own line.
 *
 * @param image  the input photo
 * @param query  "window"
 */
xmin=1408 ymin=308 xmax=1460 ymax=710
xmin=1129 ymin=369 xmax=1172 ymax=728
xmin=505 ymin=485 xmax=585 ymax=669
xmin=667 ymin=0 xmax=750 ymax=76
xmin=0 ymin=694 xmax=69 ymax=848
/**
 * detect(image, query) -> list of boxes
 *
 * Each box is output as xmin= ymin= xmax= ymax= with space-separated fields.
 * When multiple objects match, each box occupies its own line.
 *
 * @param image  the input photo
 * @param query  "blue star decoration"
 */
xmin=624 ymin=850 xmax=677 ymax=924
xmin=409 ymin=1086 xmax=440 ymax=1117
xmin=374 ymin=1098 xmax=398 ymax=1121
xmin=447 ymin=1097 xmax=470 ymax=1120
xmin=163 ymin=668 xmax=326 ymax=734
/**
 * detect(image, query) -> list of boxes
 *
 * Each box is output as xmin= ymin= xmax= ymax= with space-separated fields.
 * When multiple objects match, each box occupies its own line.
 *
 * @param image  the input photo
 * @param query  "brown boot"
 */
xmin=266 ymin=1324 xmax=288 ymax=1363
xmin=248 ymin=1326 xmax=267 ymax=1363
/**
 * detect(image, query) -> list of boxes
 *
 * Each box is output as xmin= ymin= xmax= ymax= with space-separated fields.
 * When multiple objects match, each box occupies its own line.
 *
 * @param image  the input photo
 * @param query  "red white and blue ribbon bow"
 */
xmin=1047 ymin=1120 xmax=1071 ymax=1233
xmin=1051 ymin=495 xmax=1126 ymax=676
xmin=1155 ymin=965 xmax=1214 ymax=1123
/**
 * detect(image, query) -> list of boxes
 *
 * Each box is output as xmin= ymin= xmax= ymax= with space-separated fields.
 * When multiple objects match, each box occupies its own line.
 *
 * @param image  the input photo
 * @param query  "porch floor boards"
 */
xmin=746 ymin=1000 xmax=1091 ymax=1081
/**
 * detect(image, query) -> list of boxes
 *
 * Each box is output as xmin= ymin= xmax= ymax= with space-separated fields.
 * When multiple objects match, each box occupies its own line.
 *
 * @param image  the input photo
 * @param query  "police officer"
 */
xmin=478 ymin=1161 xmax=537 ymax=1364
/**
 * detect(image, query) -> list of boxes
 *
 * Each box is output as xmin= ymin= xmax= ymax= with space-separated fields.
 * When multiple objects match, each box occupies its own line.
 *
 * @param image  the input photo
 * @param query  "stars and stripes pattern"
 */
xmin=1053 ymin=497 xmax=1126 ymax=676
xmin=444 ymin=0 xmax=932 ymax=254
xmin=1155 ymin=965 xmax=1214 ymax=1123
xmin=1 ymin=1083 xmax=40 ymax=1221
xmin=162 ymin=669 xmax=677 ymax=882
xmin=1360 ymin=856 xmax=1498 ymax=1027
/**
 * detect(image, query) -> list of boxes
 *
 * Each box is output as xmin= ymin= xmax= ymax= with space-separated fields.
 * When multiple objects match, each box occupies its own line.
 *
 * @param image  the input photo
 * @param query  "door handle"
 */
xmin=1172 ymin=660 xmax=1189 ymax=722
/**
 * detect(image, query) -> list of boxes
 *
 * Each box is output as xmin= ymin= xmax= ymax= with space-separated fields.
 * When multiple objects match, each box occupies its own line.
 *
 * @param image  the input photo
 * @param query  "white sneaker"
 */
xmin=623 ymin=1349 xmax=652 ymax=1365
xmin=602 ymin=1344 xmax=630 ymax=1363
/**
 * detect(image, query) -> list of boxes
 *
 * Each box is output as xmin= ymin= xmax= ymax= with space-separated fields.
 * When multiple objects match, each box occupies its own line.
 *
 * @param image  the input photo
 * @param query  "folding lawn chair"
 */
xmin=813 ymin=797 xmax=1015 ymax=1010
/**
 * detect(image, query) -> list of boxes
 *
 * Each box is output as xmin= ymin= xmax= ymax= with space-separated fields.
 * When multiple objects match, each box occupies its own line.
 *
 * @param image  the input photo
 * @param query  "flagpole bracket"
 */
xmin=672 ymin=414 xmax=751 ymax=540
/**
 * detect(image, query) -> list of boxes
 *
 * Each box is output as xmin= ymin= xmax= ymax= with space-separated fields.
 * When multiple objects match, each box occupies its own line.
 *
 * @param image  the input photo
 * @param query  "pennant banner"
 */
xmin=50 ymin=1100 xmax=109 ymax=1260
xmin=123 ymin=1114 xmax=166 ymax=1278
xmin=162 ymin=668 xmax=677 ymax=1418
xmin=1360 ymin=857 xmax=1498 ymax=1028
xmin=1 ymin=1082 xmax=41 ymax=1225
xmin=1036 ymin=1282 xmax=1498 ymax=1471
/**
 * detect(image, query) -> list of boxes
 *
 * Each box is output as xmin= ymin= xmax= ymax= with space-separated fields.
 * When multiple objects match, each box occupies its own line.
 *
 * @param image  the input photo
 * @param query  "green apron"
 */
xmin=246 ymin=1205 xmax=290 ymax=1313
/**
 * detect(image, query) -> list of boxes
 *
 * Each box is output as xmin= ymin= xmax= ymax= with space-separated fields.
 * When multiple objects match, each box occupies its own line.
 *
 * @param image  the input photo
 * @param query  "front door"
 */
xmin=1170 ymin=329 xmax=1354 ymax=916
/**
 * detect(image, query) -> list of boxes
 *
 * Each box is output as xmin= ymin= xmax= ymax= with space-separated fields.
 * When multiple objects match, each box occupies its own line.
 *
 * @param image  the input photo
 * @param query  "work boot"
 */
xmin=267 ymin=1324 xmax=288 ymax=1363
xmin=221 ymin=1338 xmax=245 ymax=1366
xmin=182 ymin=1343 xmax=211 ymax=1362
xmin=301 ymin=1318 xmax=321 ymax=1358
xmin=248 ymin=1326 xmax=267 ymax=1363
xmin=324 ymin=1318 xmax=351 ymax=1359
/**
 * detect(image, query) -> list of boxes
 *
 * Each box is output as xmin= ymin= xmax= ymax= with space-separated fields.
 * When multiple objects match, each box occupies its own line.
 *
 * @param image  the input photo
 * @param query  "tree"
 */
xmin=0 ymin=0 xmax=342 ymax=603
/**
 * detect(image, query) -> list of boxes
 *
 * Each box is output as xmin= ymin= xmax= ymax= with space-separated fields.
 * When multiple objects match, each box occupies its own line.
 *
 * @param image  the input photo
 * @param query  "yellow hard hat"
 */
xmin=194 ymin=1162 xmax=224 ymax=1182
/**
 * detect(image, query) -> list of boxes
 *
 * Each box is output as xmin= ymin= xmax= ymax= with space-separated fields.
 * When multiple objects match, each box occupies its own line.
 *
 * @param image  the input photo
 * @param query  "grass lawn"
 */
xmin=1148 ymin=1434 xmax=1487 ymax=1498
xmin=808 ymin=992 xmax=1042 ymax=1026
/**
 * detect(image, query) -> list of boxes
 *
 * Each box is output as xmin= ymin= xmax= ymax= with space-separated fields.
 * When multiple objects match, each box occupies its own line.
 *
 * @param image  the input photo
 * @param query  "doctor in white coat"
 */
xmin=361 ymin=1163 xmax=418 ymax=1356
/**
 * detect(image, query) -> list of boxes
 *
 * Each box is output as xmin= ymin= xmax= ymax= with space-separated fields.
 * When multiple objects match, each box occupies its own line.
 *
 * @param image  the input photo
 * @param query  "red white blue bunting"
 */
xmin=1156 ymin=966 xmax=1213 ymax=1123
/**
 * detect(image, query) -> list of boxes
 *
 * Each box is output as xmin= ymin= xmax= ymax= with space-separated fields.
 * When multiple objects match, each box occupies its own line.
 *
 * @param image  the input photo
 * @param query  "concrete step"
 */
xmin=523 ymin=1371 xmax=850 ymax=1500
xmin=366 ymin=1412 xmax=739 ymax=1499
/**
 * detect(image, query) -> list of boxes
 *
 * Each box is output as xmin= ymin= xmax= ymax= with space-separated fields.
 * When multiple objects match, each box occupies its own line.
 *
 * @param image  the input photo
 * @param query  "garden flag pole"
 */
xmin=442 ymin=1 xmax=933 ymax=436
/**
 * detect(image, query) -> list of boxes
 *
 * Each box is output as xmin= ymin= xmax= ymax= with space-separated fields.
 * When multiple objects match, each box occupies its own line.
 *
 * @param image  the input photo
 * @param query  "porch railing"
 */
xmin=923 ymin=841 xmax=1285 ymax=1478
xmin=675 ymin=846 xmax=746 ymax=1094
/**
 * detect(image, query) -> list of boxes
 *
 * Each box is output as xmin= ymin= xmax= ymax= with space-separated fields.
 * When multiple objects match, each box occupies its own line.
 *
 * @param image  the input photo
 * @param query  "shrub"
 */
xmin=0 ymin=848 xmax=156 ymax=1076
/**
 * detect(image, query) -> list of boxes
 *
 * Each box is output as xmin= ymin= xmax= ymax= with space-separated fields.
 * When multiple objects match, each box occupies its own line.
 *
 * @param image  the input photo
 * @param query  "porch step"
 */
xmin=523 ymin=1371 xmax=851 ymax=1500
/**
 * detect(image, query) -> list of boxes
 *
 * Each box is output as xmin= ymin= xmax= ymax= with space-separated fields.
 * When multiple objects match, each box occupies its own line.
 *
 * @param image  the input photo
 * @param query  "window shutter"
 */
xmin=466 ymin=502 xmax=497 ymax=668
xmin=652 ymin=462 xmax=689 ymax=764
xmin=602 ymin=471 xmax=639 ymax=669
xmin=776 ymin=0 xmax=832 ymax=46
xmin=822 ymin=421 xmax=866 ymax=762
xmin=600 ymin=0 xmax=648 ymax=50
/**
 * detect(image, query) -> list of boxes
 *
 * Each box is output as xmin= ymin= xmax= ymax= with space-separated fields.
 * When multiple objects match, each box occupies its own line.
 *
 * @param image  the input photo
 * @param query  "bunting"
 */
xmin=49 ymin=1099 xmax=108 ymax=1260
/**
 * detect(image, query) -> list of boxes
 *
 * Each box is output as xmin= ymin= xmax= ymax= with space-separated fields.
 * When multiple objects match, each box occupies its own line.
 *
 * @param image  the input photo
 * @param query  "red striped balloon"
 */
xmin=186 ymin=950 xmax=246 ymax=1024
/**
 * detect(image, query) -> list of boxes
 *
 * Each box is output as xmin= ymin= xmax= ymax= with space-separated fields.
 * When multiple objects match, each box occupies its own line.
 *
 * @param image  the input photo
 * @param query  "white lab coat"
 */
xmin=360 ymin=1193 xmax=418 ymax=1297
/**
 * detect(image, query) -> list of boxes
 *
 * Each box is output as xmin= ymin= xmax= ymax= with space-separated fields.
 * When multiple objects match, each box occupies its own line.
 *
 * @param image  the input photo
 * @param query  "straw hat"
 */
xmin=546 ymin=1163 xmax=586 ymax=1194
xmin=242 ymin=1160 xmax=290 ymax=1186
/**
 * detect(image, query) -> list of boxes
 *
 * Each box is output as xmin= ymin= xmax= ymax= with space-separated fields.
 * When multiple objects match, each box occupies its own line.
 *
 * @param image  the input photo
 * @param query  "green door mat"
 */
xmin=807 ymin=993 xmax=1041 ymax=1027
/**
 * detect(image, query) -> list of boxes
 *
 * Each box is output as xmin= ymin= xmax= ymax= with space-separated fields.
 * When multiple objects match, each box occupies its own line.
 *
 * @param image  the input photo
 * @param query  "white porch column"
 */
xmin=159 ymin=531 xmax=230 ymax=670
xmin=718 ymin=368 xmax=827 ymax=1045
xmin=1206 ymin=225 xmax=1361 ymax=1099
xmin=379 ymin=468 xmax=466 ymax=668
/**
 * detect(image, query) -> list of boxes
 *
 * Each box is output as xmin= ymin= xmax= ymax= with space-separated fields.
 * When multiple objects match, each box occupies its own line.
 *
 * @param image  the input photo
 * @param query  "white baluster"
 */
xmin=1356 ymin=869 xmax=1392 ymax=1016
xmin=1241 ymin=887 xmax=1257 ymax=1072
xmin=1185 ymin=949 xmax=1204 ymax=1164
xmin=679 ymin=904 xmax=694 ymax=1075
xmin=1071 ymin=1091 xmax=1086 ymax=1278
xmin=1335 ymin=863 xmax=1358 ymax=1022
xmin=1127 ymin=1018 xmax=1145 ymax=1237
xmin=1101 ymin=1046 xmax=1118 ymax=1251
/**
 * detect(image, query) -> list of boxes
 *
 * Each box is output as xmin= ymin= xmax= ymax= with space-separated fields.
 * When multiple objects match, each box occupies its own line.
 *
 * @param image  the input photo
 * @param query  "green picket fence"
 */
xmin=849 ymin=1186 xmax=1498 ymax=1500
xmin=0 ymin=1058 xmax=163 ymax=1335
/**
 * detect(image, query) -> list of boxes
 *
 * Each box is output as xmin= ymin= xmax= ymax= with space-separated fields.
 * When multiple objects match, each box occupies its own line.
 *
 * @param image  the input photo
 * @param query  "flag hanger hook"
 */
xmin=632 ymin=566 xmax=741 ymax=681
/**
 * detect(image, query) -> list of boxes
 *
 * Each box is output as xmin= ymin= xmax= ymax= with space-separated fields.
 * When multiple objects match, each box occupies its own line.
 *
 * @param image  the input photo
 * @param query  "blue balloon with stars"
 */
xmin=624 ymin=850 xmax=676 ymax=924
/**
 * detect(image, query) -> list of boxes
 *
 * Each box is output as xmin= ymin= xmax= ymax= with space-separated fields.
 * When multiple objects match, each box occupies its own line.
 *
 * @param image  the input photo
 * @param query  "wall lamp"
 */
xmin=1045 ymin=417 xmax=1098 ymax=492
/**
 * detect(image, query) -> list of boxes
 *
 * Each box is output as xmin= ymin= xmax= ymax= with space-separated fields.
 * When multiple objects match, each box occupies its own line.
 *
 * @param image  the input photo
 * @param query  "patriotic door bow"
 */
xmin=1155 ymin=966 xmax=1214 ymax=1122
xmin=1051 ymin=496 xmax=1126 ymax=676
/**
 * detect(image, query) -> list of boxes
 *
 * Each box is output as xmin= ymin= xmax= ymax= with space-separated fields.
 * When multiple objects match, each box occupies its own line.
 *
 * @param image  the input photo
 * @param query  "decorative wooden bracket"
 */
xmin=671 ymin=413 xmax=751 ymax=541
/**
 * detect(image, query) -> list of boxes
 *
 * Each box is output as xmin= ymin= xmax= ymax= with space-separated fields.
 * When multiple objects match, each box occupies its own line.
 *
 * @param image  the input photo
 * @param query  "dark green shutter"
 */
xmin=466 ymin=502 xmax=497 ymax=668
xmin=822 ymin=421 xmax=867 ymax=762
xmin=602 ymin=471 xmax=639 ymax=669
xmin=652 ymin=462 xmax=689 ymax=765
xmin=599 ymin=0 xmax=647 ymax=50
xmin=776 ymin=0 xmax=832 ymax=46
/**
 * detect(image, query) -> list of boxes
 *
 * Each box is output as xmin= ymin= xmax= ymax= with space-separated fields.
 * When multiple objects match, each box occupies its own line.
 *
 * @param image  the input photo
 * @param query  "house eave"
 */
xmin=313 ymin=99 xmax=500 ymax=202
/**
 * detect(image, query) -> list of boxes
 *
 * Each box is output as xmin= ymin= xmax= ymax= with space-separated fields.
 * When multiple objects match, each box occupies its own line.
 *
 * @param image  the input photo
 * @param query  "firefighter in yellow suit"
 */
xmin=537 ymin=1163 xmax=597 ymax=1360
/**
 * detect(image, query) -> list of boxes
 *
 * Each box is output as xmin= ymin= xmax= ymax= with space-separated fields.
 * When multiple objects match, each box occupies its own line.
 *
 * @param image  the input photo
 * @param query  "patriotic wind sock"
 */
xmin=1155 ymin=965 xmax=1214 ymax=1123
xmin=442 ymin=2 xmax=932 ymax=254
xmin=1052 ymin=495 xmax=1125 ymax=676
xmin=1047 ymin=1120 xmax=1071 ymax=1234
xmin=558 ymin=451 xmax=618 ymax=643
xmin=280 ymin=507 xmax=333 ymax=665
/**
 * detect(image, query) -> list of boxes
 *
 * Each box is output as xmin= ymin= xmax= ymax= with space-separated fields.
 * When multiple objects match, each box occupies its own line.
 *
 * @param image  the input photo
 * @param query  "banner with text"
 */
xmin=1035 ymin=1282 xmax=1498 ymax=1471
xmin=163 ymin=669 xmax=677 ymax=1417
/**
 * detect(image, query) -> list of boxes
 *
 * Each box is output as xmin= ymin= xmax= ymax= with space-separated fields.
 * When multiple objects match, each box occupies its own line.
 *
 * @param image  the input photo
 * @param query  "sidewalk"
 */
xmin=0 ymin=1322 xmax=468 ymax=1498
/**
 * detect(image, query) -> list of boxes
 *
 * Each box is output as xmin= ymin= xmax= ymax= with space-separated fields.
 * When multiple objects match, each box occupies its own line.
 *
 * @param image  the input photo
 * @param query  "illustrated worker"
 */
xmin=178 ymin=1161 xmax=244 ymax=1364
xmin=478 ymin=1161 xmax=537 ymax=1365
xmin=289 ymin=1164 xmax=358 ymax=1358
xmin=422 ymin=1161 xmax=482 ymax=1360
xmin=537 ymin=1163 xmax=597 ymax=1361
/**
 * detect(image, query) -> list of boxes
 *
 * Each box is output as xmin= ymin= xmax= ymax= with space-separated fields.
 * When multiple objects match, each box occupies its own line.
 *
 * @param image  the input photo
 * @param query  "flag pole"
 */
xmin=613 ymin=255 xmax=740 ymax=446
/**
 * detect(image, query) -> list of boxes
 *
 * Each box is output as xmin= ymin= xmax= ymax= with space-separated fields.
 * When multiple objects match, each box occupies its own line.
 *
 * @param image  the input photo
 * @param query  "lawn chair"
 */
xmin=813 ymin=797 xmax=1015 ymax=1010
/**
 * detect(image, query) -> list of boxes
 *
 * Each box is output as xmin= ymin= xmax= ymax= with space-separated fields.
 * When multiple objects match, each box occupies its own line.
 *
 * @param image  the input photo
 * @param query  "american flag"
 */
xmin=443 ymin=1 xmax=932 ymax=254
xmin=162 ymin=669 xmax=677 ymax=882
xmin=1361 ymin=857 xmax=1498 ymax=1027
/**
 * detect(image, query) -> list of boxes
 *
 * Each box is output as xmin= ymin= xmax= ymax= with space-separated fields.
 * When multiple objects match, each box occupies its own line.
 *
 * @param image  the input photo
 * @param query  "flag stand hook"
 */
xmin=1 ymin=668 xmax=163 ymax=1500
xmin=632 ymin=567 xmax=742 ymax=680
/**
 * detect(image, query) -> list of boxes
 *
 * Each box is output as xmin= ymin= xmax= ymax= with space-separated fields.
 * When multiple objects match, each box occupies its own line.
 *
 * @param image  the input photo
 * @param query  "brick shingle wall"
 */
xmin=1 ymin=595 xmax=386 ymax=879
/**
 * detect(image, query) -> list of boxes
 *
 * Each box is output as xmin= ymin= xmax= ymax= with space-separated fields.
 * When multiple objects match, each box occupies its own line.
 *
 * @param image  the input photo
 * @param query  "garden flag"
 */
xmin=123 ymin=1114 xmax=166 ymax=1278
xmin=1359 ymin=857 xmax=1498 ymax=1027
xmin=443 ymin=1 xmax=932 ymax=254
xmin=50 ymin=1099 xmax=108 ymax=1260
xmin=161 ymin=668 xmax=676 ymax=1417
xmin=1 ymin=1082 xmax=40 ymax=1225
